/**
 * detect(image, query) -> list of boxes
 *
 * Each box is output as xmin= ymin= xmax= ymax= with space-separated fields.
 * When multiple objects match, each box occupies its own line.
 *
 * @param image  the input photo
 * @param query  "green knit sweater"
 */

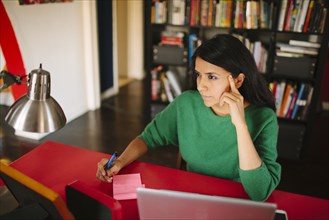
xmin=139 ymin=90 xmax=281 ymax=201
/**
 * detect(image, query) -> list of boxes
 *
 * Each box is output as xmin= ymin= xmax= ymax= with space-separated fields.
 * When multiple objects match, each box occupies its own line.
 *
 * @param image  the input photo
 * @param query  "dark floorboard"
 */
xmin=1 ymin=79 xmax=328 ymax=200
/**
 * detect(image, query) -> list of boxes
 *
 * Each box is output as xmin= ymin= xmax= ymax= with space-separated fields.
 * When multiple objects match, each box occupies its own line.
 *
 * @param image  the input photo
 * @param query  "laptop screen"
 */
xmin=137 ymin=187 xmax=277 ymax=220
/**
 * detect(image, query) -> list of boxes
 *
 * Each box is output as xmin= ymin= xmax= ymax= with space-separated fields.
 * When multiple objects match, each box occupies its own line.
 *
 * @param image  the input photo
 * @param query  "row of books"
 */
xmin=156 ymin=31 xmax=267 ymax=73
xmin=276 ymin=39 xmax=321 ymax=57
xmin=160 ymin=31 xmax=185 ymax=47
xmin=151 ymin=65 xmax=183 ymax=103
xmin=277 ymin=0 xmax=328 ymax=33
xmin=233 ymin=0 xmax=275 ymax=29
xmin=233 ymin=34 xmax=268 ymax=73
xmin=19 ymin=0 xmax=72 ymax=4
xmin=151 ymin=0 xmax=275 ymax=29
xmin=270 ymin=81 xmax=313 ymax=121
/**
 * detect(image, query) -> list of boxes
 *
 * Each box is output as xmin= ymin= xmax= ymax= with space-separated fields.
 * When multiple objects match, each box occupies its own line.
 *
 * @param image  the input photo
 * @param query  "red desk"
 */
xmin=3 ymin=141 xmax=329 ymax=219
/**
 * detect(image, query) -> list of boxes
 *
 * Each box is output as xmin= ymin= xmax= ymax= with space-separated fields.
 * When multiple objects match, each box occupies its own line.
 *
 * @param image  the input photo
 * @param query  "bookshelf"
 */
xmin=144 ymin=0 xmax=329 ymax=159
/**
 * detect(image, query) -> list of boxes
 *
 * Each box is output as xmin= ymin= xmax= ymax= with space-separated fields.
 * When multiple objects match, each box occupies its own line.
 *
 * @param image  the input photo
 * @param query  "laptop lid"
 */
xmin=137 ymin=187 xmax=277 ymax=220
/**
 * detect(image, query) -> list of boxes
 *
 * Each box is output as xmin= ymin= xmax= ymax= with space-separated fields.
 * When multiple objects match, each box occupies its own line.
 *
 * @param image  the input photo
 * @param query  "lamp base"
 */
xmin=14 ymin=130 xmax=49 ymax=140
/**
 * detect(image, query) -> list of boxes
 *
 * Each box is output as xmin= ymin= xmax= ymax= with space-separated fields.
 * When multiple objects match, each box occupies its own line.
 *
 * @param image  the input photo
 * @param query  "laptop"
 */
xmin=137 ymin=187 xmax=277 ymax=220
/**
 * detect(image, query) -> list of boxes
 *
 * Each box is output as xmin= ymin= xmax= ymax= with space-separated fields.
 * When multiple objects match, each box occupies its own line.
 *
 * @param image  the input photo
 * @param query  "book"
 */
xmin=275 ymin=81 xmax=286 ymax=116
xmin=161 ymin=31 xmax=185 ymax=47
xmin=188 ymin=33 xmax=201 ymax=63
xmin=215 ymin=0 xmax=232 ymax=28
xmin=295 ymin=84 xmax=312 ymax=120
xmin=190 ymin=0 xmax=196 ymax=25
xmin=193 ymin=0 xmax=201 ymax=26
xmin=319 ymin=7 xmax=328 ymax=33
xmin=154 ymin=1 xmax=167 ymax=24
xmin=233 ymin=0 xmax=245 ymax=28
xmin=259 ymin=47 xmax=268 ymax=73
xmin=263 ymin=0 xmax=274 ymax=29
xmin=286 ymin=91 xmax=298 ymax=119
xmin=283 ymin=0 xmax=294 ymax=31
xmin=307 ymin=0 xmax=319 ymax=32
xmin=295 ymin=0 xmax=310 ymax=32
xmin=276 ymin=51 xmax=304 ymax=58
xmin=166 ymin=70 xmax=182 ymax=97
xmin=289 ymin=0 xmax=303 ymax=31
xmin=303 ymin=0 xmax=315 ymax=32
xmin=279 ymin=83 xmax=293 ymax=117
xmin=246 ymin=0 xmax=258 ymax=29
xmin=207 ymin=0 xmax=214 ymax=26
xmin=170 ymin=0 xmax=186 ymax=25
xmin=253 ymin=41 xmax=262 ymax=70
xmin=271 ymin=81 xmax=278 ymax=97
xmin=312 ymin=1 xmax=328 ymax=33
xmin=300 ymin=86 xmax=314 ymax=120
xmin=200 ymin=0 xmax=208 ymax=26
xmin=159 ymin=73 xmax=169 ymax=102
xmin=276 ymin=43 xmax=318 ymax=56
xmin=162 ymin=75 xmax=174 ymax=103
xmin=151 ymin=65 xmax=164 ymax=101
xmin=283 ymin=85 xmax=296 ymax=117
xmin=288 ymin=40 xmax=321 ymax=48
xmin=291 ymin=83 xmax=306 ymax=119
xmin=277 ymin=0 xmax=288 ymax=31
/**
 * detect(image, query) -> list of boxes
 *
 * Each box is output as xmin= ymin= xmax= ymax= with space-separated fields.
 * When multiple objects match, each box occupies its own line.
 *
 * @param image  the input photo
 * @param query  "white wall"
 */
xmin=3 ymin=1 xmax=100 ymax=139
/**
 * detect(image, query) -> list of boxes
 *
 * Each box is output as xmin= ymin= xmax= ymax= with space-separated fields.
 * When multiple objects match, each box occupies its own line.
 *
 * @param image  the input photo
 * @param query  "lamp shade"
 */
xmin=5 ymin=65 xmax=66 ymax=133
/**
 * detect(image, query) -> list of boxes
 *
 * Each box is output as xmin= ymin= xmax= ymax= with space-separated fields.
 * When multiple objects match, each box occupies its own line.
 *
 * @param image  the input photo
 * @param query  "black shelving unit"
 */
xmin=144 ymin=0 xmax=329 ymax=159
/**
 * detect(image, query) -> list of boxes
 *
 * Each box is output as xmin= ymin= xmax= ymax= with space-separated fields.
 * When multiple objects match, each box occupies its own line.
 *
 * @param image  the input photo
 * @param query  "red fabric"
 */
xmin=4 ymin=141 xmax=329 ymax=220
xmin=0 ymin=0 xmax=27 ymax=100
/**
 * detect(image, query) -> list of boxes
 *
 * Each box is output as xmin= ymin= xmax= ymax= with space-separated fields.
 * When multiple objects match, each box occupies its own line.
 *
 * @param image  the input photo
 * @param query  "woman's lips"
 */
xmin=201 ymin=95 xmax=211 ymax=100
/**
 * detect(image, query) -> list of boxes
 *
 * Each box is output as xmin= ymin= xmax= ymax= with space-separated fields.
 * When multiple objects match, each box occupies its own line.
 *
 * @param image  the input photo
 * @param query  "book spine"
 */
xmin=284 ymin=0 xmax=294 ymax=31
xmin=295 ymin=0 xmax=310 ymax=32
xmin=300 ymin=87 xmax=314 ymax=120
xmin=283 ymin=85 xmax=295 ymax=117
xmin=286 ymin=92 xmax=298 ymax=119
xmin=277 ymin=0 xmax=288 ymax=31
xmin=275 ymin=81 xmax=286 ymax=116
xmin=303 ymin=0 xmax=315 ymax=32
xmin=279 ymin=84 xmax=292 ymax=117
xmin=291 ymin=83 xmax=305 ymax=119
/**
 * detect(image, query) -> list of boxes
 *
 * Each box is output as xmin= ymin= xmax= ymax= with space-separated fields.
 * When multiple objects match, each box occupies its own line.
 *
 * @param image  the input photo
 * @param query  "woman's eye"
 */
xmin=208 ymin=75 xmax=217 ymax=80
xmin=194 ymin=72 xmax=200 ymax=77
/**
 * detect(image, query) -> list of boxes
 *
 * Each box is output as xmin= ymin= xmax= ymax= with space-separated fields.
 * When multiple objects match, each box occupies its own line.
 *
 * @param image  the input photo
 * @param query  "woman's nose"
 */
xmin=197 ymin=76 xmax=207 ymax=92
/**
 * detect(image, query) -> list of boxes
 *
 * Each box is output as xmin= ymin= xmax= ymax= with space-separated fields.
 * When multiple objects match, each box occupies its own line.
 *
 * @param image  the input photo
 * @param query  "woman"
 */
xmin=96 ymin=34 xmax=281 ymax=201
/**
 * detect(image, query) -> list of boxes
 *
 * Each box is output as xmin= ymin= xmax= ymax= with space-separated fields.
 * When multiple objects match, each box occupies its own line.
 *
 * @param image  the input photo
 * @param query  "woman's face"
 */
xmin=195 ymin=57 xmax=231 ymax=108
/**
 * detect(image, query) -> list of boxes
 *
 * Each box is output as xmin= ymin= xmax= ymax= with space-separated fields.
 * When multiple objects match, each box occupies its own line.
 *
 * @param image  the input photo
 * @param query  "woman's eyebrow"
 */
xmin=195 ymin=70 xmax=220 ymax=75
xmin=205 ymin=71 xmax=222 ymax=76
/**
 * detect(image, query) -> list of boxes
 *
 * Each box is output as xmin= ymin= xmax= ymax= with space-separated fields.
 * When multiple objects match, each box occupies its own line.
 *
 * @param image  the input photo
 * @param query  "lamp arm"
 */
xmin=0 ymin=70 xmax=27 ymax=91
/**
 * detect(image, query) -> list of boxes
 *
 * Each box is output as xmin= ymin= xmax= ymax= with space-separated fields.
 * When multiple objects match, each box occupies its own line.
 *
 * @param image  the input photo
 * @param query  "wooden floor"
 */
xmin=1 ymin=79 xmax=328 ymax=200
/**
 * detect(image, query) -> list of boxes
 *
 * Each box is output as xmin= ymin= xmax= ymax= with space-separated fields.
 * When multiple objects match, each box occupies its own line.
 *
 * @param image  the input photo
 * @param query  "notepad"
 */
xmin=113 ymin=173 xmax=144 ymax=200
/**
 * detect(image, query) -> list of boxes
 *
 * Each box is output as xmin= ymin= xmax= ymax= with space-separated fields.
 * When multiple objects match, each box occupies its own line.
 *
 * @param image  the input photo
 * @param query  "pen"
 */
xmin=104 ymin=151 xmax=117 ymax=171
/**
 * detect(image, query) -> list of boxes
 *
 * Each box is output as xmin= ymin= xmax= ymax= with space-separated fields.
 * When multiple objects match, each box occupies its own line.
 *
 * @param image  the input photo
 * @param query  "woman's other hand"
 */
xmin=96 ymin=158 xmax=123 ymax=182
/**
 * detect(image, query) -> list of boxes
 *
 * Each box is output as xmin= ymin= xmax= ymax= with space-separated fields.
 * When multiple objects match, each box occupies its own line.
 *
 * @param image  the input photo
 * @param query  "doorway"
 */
xmin=96 ymin=0 xmax=144 ymax=100
xmin=117 ymin=0 xmax=132 ymax=88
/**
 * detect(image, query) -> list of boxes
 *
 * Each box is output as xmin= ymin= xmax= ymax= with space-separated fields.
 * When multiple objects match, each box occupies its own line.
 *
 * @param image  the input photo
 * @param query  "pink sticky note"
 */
xmin=113 ymin=173 xmax=144 ymax=200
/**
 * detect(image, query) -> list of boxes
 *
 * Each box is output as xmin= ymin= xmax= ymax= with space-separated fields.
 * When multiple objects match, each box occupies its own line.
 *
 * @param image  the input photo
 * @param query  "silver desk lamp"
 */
xmin=2 ymin=64 xmax=66 ymax=133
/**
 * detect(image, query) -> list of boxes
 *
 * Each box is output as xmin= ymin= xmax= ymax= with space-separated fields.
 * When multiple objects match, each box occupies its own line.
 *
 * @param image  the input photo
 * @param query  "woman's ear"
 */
xmin=234 ymin=73 xmax=245 ymax=89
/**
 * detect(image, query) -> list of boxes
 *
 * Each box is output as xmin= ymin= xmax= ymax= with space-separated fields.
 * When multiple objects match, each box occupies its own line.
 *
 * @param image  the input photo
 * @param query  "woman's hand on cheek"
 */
xmin=220 ymin=75 xmax=246 ymax=127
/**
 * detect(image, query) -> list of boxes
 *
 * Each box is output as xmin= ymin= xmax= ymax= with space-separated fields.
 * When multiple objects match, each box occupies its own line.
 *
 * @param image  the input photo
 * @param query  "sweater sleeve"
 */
xmin=138 ymin=99 xmax=179 ymax=148
xmin=239 ymin=114 xmax=281 ymax=201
